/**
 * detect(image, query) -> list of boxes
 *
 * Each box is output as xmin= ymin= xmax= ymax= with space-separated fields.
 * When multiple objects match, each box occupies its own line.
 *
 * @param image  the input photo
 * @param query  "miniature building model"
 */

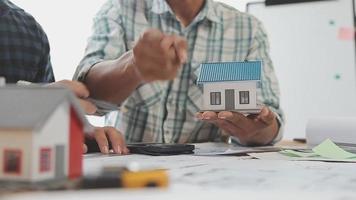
xmin=0 ymin=87 xmax=92 ymax=183
xmin=197 ymin=61 xmax=262 ymax=113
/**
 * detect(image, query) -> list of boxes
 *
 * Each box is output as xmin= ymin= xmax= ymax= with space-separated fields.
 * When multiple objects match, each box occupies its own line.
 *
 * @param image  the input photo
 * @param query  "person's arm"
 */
xmin=84 ymin=29 xmax=188 ymax=104
xmin=73 ymin=0 xmax=129 ymax=103
xmin=84 ymin=51 xmax=142 ymax=104
xmin=73 ymin=2 xmax=187 ymax=105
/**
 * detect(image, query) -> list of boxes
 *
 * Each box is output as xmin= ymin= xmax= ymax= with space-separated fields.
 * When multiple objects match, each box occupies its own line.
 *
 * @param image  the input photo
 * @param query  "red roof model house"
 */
xmin=0 ymin=87 xmax=92 ymax=183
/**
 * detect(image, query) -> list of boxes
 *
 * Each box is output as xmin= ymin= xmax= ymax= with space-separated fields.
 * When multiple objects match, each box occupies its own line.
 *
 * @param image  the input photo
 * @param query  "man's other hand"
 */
xmin=196 ymin=107 xmax=279 ymax=146
xmin=47 ymin=80 xmax=97 ymax=115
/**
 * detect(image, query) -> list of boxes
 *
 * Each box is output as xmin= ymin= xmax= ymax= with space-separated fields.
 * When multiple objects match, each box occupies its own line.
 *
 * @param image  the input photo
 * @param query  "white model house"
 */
xmin=0 ymin=87 xmax=92 ymax=183
xmin=197 ymin=61 xmax=262 ymax=113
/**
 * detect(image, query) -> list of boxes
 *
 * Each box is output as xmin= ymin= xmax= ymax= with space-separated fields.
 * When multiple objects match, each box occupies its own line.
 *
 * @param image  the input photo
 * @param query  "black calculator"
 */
xmin=85 ymin=138 xmax=195 ymax=156
xmin=127 ymin=143 xmax=195 ymax=156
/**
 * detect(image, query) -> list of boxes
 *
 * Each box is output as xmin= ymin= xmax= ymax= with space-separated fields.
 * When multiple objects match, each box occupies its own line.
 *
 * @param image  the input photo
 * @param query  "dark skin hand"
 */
xmin=83 ymin=126 xmax=129 ymax=155
xmin=195 ymin=107 xmax=279 ymax=146
xmin=47 ymin=80 xmax=97 ymax=115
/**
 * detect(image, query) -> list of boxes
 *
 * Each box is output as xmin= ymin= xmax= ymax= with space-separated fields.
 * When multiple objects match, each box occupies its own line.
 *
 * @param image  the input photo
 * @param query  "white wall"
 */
xmin=33 ymin=102 xmax=69 ymax=181
xmin=11 ymin=0 xmax=250 ymax=81
xmin=248 ymin=1 xmax=356 ymax=139
xmin=11 ymin=0 xmax=107 ymax=80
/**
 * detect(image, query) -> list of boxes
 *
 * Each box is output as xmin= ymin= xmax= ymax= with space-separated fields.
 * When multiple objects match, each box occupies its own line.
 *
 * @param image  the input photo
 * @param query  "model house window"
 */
xmin=3 ymin=150 xmax=21 ymax=174
xmin=239 ymin=91 xmax=250 ymax=104
xmin=40 ymin=148 xmax=51 ymax=172
xmin=210 ymin=92 xmax=221 ymax=105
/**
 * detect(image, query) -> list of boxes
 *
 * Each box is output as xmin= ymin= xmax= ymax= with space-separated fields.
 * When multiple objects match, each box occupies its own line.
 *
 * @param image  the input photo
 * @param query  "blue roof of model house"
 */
xmin=197 ymin=61 xmax=262 ymax=84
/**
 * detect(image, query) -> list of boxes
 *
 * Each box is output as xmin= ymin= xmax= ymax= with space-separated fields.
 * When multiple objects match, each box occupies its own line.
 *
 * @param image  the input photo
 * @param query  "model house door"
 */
xmin=55 ymin=145 xmax=65 ymax=179
xmin=225 ymin=89 xmax=235 ymax=110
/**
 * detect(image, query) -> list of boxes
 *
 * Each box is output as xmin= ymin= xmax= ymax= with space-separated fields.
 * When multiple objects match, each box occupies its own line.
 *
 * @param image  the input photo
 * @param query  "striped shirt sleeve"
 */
xmin=73 ymin=0 xmax=127 ymax=82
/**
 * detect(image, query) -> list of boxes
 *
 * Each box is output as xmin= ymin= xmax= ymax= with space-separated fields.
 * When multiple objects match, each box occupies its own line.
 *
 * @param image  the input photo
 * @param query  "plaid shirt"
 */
xmin=75 ymin=0 xmax=284 ymax=144
xmin=0 ymin=0 xmax=54 ymax=83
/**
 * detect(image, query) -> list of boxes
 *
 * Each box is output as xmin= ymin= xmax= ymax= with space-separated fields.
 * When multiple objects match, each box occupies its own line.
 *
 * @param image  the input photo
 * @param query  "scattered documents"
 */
xmin=193 ymin=142 xmax=280 ymax=156
xmin=280 ymin=149 xmax=318 ymax=158
xmin=83 ymin=152 xmax=356 ymax=195
xmin=248 ymin=152 xmax=356 ymax=163
xmin=249 ymin=139 xmax=356 ymax=162
xmin=313 ymin=139 xmax=356 ymax=159
xmin=306 ymin=117 xmax=356 ymax=152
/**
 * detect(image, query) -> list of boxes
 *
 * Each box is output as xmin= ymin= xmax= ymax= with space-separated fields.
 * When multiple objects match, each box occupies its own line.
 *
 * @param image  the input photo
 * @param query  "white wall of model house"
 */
xmin=203 ymin=81 xmax=257 ymax=110
xmin=32 ymin=102 xmax=70 ymax=182
xmin=0 ymin=103 xmax=70 ymax=182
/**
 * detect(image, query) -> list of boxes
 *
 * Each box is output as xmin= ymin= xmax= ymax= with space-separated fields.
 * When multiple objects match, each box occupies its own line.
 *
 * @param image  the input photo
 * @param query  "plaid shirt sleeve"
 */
xmin=73 ymin=0 xmax=127 ymax=82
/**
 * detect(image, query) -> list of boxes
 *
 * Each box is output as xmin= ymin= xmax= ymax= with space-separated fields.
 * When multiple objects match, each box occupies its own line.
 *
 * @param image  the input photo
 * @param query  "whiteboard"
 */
xmin=247 ymin=0 xmax=356 ymax=139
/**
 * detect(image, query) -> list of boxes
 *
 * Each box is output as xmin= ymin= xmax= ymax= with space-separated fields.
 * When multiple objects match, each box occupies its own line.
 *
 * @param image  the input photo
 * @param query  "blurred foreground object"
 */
xmin=0 ymin=77 xmax=5 ymax=86
xmin=81 ymin=166 xmax=169 ymax=189
xmin=0 ymin=86 xmax=92 ymax=185
xmin=306 ymin=117 xmax=356 ymax=153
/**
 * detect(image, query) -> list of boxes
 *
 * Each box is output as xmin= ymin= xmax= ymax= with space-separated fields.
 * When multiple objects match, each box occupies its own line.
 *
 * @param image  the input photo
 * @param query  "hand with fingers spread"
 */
xmin=132 ymin=28 xmax=188 ymax=82
xmin=196 ymin=107 xmax=279 ymax=146
xmin=83 ymin=126 xmax=129 ymax=155
xmin=47 ymin=80 xmax=97 ymax=115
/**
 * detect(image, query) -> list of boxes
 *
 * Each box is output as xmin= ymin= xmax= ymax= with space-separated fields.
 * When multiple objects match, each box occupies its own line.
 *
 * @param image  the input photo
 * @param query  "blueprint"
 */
xmin=3 ymin=153 xmax=356 ymax=200
xmin=84 ymin=152 xmax=356 ymax=193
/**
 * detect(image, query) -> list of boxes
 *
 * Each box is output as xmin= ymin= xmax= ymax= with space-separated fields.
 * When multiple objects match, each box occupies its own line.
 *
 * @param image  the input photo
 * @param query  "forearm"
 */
xmin=84 ymin=51 xmax=142 ymax=104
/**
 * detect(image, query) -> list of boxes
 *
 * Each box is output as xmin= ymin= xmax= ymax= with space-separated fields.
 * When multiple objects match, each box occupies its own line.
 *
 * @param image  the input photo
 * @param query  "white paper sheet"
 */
xmin=306 ymin=117 xmax=356 ymax=151
xmin=249 ymin=152 xmax=356 ymax=163
xmin=84 ymin=153 xmax=356 ymax=191
xmin=4 ymin=187 xmax=356 ymax=200
xmin=193 ymin=142 xmax=281 ymax=155
xmin=4 ymin=153 xmax=356 ymax=200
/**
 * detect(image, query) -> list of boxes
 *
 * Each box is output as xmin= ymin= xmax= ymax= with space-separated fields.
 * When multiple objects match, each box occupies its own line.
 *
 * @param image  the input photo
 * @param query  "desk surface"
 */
xmin=3 ymin=141 xmax=356 ymax=200
xmin=276 ymin=139 xmax=306 ymax=147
